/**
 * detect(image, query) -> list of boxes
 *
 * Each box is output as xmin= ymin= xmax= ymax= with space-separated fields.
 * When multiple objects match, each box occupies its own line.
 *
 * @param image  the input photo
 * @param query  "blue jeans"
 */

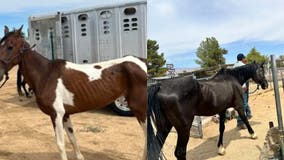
xmin=237 ymin=92 xmax=252 ymax=126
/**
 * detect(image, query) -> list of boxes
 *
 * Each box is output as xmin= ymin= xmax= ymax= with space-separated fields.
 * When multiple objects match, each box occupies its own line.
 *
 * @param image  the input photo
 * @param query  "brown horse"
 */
xmin=0 ymin=26 xmax=147 ymax=160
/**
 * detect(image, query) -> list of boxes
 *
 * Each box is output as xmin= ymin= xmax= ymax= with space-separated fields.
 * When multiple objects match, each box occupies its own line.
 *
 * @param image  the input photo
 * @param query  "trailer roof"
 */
xmin=29 ymin=0 xmax=146 ymax=21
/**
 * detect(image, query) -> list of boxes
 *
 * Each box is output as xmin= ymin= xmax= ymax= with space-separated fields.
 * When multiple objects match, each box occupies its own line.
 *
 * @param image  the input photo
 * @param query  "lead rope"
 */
xmin=249 ymin=84 xmax=259 ymax=94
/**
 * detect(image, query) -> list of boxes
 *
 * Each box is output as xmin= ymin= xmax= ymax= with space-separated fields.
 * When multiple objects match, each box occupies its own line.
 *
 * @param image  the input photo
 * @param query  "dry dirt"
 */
xmin=162 ymin=82 xmax=284 ymax=160
xmin=0 ymin=68 xmax=145 ymax=160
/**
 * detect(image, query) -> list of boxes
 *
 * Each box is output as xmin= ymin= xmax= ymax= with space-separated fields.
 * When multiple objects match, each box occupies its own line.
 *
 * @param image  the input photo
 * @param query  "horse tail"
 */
xmin=147 ymin=83 xmax=165 ymax=160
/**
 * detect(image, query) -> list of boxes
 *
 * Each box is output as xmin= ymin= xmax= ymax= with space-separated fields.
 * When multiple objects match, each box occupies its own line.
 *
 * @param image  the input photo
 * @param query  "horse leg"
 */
xmin=63 ymin=115 xmax=84 ymax=160
xmin=217 ymin=111 xmax=226 ymax=155
xmin=157 ymin=122 xmax=172 ymax=150
xmin=22 ymin=81 xmax=31 ymax=97
xmin=16 ymin=68 xmax=23 ymax=96
xmin=141 ymin=121 xmax=147 ymax=160
xmin=126 ymin=90 xmax=147 ymax=160
xmin=51 ymin=109 xmax=68 ymax=160
xmin=174 ymin=124 xmax=192 ymax=160
xmin=151 ymin=119 xmax=172 ymax=160
xmin=237 ymin=109 xmax=257 ymax=139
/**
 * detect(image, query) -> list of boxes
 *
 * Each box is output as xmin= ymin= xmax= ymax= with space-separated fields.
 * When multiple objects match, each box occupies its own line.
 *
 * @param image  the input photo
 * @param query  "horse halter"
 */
xmin=0 ymin=44 xmax=36 ymax=88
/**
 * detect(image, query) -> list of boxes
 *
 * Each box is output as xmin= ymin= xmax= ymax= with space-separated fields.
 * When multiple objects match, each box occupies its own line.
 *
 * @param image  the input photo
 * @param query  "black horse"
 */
xmin=17 ymin=67 xmax=32 ymax=97
xmin=147 ymin=62 xmax=268 ymax=160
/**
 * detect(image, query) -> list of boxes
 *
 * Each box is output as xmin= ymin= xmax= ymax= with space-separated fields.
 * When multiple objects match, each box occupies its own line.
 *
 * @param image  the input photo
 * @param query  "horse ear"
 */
xmin=4 ymin=25 xmax=9 ymax=35
xmin=16 ymin=25 xmax=23 ymax=36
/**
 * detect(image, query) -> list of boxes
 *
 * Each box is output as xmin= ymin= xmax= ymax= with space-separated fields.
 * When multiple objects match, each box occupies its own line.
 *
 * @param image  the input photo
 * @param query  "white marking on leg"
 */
xmin=53 ymin=79 xmax=69 ymax=160
xmin=64 ymin=118 xmax=84 ymax=160
xmin=55 ymin=112 xmax=67 ymax=160
xmin=251 ymin=133 xmax=257 ymax=139
xmin=218 ymin=145 xmax=226 ymax=155
xmin=65 ymin=56 xmax=147 ymax=81
xmin=140 ymin=121 xmax=147 ymax=160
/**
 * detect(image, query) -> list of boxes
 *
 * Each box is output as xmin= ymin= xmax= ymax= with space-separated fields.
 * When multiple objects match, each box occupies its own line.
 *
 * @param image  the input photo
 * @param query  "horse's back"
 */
xmin=157 ymin=76 xmax=200 ymax=116
xmin=159 ymin=76 xmax=198 ymax=93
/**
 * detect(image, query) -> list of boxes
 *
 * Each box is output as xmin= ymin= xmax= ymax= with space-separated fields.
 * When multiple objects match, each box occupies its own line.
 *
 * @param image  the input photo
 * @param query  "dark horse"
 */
xmin=0 ymin=26 xmax=147 ymax=160
xmin=17 ymin=67 xmax=32 ymax=97
xmin=148 ymin=62 xmax=268 ymax=160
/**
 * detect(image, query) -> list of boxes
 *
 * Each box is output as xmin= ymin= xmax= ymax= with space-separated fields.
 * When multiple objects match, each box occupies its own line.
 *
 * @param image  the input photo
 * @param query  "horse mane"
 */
xmin=0 ymin=31 xmax=15 ymax=44
xmin=213 ymin=63 xmax=258 ymax=84
xmin=0 ymin=30 xmax=24 ymax=44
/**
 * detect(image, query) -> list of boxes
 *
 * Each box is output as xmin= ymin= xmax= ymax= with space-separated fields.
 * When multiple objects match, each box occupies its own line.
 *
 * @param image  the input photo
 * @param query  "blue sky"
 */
xmin=148 ymin=0 xmax=284 ymax=68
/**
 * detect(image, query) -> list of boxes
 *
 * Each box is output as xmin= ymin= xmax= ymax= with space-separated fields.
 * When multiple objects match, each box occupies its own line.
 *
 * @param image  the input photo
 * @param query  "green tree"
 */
xmin=246 ymin=47 xmax=268 ymax=63
xmin=147 ymin=39 xmax=167 ymax=77
xmin=195 ymin=37 xmax=227 ymax=69
xmin=276 ymin=55 xmax=284 ymax=67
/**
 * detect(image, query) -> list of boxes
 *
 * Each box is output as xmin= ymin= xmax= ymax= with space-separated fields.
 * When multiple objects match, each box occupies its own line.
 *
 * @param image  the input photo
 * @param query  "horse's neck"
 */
xmin=21 ymin=51 xmax=51 ymax=92
xmin=226 ymin=65 xmax=255 ymax=84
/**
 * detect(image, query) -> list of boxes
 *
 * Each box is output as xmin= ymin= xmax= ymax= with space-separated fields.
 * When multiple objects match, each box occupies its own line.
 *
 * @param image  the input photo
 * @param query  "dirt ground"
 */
xmin=0 ymin=68 xmax=145 ymax=160
xmin=162 ymin=82 xmax=284 ymax=160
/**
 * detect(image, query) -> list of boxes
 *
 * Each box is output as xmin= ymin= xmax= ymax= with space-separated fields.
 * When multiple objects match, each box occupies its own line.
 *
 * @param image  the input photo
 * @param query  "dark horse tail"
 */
xmin=147 ymin=83 xmax=166 ymax=160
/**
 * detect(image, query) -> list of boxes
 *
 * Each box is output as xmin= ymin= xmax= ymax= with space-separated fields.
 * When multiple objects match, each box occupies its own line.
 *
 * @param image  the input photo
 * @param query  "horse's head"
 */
xmin=0 ymin=26 xmax=29 ymax=80
xmin=252 ymin=61 xmax=268 ymax=89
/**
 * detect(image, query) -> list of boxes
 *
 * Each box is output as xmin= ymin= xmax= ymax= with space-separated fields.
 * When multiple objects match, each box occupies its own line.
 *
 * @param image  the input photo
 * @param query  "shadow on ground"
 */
xmin=186 ymin=121 xmax=261 ymax=160
xmin=0 ymin=149 xmax=129 ymax=160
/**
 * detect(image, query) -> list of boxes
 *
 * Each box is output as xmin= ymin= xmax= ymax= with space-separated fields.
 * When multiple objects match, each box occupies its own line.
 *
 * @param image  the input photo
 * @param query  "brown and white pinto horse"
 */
xmin=0 ymin=26 xmax=147 ymax=160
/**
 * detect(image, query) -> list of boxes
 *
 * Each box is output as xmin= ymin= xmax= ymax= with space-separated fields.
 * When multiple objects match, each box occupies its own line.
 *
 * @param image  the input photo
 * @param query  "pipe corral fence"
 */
xmin=270 ymin=55 xmax=284 ymax=159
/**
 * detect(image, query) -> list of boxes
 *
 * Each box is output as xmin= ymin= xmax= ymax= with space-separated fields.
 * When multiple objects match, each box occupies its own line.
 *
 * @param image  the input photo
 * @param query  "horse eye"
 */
xmin=7 ymin=46 xmax=13 ymax=51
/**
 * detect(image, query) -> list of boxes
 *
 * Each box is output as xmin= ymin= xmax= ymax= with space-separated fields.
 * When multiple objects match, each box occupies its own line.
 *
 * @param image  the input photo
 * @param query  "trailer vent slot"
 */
xmin=100 ymin=10 xmax=112 ymax=18
xmin=78 ymin=14 xmax=88 ymax=21
xmin=124 ymin=7 xmax=136 ymax=15
xmin=35 ymin=29 xmax=40 ymax=41
xmin=61 ymin=17 xmax=67 ymax=24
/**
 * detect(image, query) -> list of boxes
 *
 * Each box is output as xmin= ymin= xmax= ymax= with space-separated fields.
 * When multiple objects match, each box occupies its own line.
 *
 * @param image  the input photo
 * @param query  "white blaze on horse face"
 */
xmin=65 ymin=56 xmax=147 ymax=81
xmin=55 ymin=78 xmax=75 ymax=106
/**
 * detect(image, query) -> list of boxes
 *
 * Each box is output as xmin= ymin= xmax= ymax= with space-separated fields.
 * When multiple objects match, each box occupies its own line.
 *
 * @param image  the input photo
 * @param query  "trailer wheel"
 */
xmin=110 ymin=96 xmax=133 ymax=116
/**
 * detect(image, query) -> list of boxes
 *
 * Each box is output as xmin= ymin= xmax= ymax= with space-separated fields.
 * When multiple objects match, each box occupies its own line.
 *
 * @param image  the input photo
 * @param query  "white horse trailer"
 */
xmin=28 ymin=0 xmax=147 ymax=115
xmin=28 ymin=0 xmax=146 ymax=63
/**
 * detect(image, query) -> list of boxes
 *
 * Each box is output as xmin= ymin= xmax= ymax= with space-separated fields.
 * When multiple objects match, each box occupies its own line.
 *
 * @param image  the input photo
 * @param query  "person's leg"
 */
xmin=237 ymin=114 xmax=245 ymax=128
xmin=244 ymin=92 xmax=252 ymax=118
xmin=237 ymin=93 xmax=247 ymax=129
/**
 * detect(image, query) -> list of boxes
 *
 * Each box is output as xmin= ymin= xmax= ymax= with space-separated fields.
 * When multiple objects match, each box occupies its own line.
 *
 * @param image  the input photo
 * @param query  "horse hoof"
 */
xmin=76 ymin=155 xmax=85 ymax=160
xmin=218 ymin=146 xmax=226 ymax=155
xmin=251 ymin=133 xmax=257 ymax=139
